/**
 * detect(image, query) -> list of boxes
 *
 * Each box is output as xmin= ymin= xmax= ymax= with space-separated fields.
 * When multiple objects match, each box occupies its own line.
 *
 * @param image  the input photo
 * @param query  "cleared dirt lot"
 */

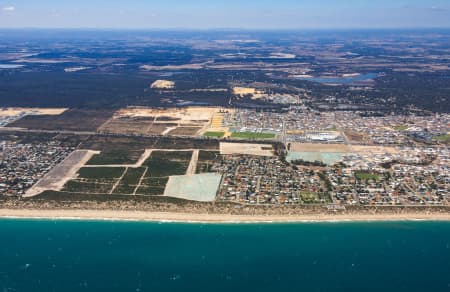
xmin=98 ymin=117 xmax=155 ymax=135
xmin=344 ymin=130 xmax=370 ymax=144
xmin=99 ymin=107 xmax=223 ymax=136
xmin=289 ymin=142 xmax=398 ymax=155
xmin=116 ymin=106 xmax=220 ymax=123
xmin=0 ymin=107 xmax=67 ymax=117
xmin=289 ymin=143 xmax=352 ymax=153
xmin=167 ymin=127 xmax=202 ymax=136
xmin=220 ymin=142 xmax=274 ymax=156
xmin=351 ymin=145 xmax=398 ymax=154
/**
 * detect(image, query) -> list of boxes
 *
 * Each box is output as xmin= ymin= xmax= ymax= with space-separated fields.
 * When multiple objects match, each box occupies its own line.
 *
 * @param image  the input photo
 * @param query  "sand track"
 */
xmin=186 ymin=150 xmax=199 ymax=175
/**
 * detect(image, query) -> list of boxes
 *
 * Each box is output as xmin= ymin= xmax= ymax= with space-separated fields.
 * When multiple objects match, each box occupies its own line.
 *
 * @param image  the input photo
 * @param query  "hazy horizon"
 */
xmin=1 ymin=0 xmax=450 ymax=30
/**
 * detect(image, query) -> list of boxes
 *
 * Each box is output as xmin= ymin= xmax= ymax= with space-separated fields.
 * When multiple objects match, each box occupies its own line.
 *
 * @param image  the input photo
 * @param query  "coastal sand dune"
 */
xmin=0 ymin=209 xmax=449 ymax=223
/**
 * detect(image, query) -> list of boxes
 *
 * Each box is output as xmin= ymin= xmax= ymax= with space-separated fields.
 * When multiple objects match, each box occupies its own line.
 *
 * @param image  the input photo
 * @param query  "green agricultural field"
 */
xmin=136 ymin=186 xmax=166 ymax=196
xmin=77 ymin=167 xmax=125 ymax=180
xmin=231 ymin=132 xmax=276 ymax=139
xmin=137 ymin=177 xmax=169 ymax=196
xmin=86 ymin=149 xmax=143 ymax=165
xmin=112 ymin=167 xmax=146 ymax=195
xmin=204 ymin=131 xmax=225 ymax=138
xmin=143 ymin=151 xmax=192 ymax=177
xmin=355 ymin=172 xmax=380 ymax=181
xmin=120 ymin=168 xmax=146 ymax=185
xmin=62 ymin=180 xmax=114 ymax=194
xmin=141 ymin=177 xmax=169 ymax=188
xmin=112 ymin=184 xmax=136 ymax=195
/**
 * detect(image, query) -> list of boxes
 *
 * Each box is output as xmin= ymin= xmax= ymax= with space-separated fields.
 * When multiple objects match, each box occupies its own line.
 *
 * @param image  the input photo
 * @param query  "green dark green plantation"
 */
xmin=143 ymin=151 xmax=192 ymax=177
xmin=77 ymin=167 xmax=125 ymax=179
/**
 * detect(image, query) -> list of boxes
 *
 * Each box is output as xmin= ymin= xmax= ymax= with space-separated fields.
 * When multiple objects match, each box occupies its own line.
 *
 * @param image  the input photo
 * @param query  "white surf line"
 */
xmin=109 ymin=167 xmax=129 ymax=195
xmin=186 ymin=150 xmax=199 ymax=175
xmin=24 ymin=150 xmax=100 ymax=197
xmin=133 ymin=167 xmax=149 ymax=195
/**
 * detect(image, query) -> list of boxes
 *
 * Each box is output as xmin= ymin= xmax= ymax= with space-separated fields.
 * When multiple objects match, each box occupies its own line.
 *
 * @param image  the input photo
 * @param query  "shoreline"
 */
xmin=1 ymin=209 xmax=450 ymax=223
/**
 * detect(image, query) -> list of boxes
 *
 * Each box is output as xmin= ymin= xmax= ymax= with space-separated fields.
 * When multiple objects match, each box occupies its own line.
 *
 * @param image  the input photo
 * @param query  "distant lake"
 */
xmin=0 ymin=64 xmax=25 ymax=69
xmin=176 ymin=101 xmax=210 ymax=106
xmin=296 ymin=73 xmax=378 ymax=85
xmin=0 ymin=219 xmax=449 ymax=292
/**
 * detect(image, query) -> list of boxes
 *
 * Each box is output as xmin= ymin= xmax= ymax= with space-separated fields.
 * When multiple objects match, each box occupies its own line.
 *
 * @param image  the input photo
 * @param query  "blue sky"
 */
xmin=1 ymin=0 xmax=450 ymax=29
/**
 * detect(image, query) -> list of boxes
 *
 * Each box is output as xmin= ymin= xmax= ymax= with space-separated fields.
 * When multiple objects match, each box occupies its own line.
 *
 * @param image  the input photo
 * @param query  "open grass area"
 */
xmin=77 ymin=167 xmax=125 ymax=180
xmin=231 ymin=132 xmax=276 ymax=139
xmin=355 ymin=172 xmax=380 ymax=181
xmin=433 ymin=134 xmax=450 ymax=144
xmin=143 ymin=151 xmax=192 ymax=177
xmin=204 ymin=131 xmax=225 ymax=138
xmin=299 ymin=192 xmax=332 ymax=204
xmin=393 ymin=125 xmax=409 ymax=131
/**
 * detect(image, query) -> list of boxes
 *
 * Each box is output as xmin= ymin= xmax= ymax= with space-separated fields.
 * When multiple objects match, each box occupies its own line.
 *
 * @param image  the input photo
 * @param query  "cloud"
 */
xmin=401 ymin=4 xmax=449 ymax=13
xmin=429 ymin=6 xmax=449 ymax=12
xmin=2 ymin=6 xmax=15 ymax=12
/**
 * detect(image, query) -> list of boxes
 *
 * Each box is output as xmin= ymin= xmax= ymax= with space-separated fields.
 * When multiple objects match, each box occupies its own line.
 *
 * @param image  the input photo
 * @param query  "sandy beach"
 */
xmin=0 ymin=208 xmax=449 ymax=223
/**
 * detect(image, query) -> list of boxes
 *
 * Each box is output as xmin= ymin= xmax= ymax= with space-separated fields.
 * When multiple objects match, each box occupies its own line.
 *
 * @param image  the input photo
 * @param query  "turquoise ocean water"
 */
xmin=0 ymin=219 xmax=449 ymax=292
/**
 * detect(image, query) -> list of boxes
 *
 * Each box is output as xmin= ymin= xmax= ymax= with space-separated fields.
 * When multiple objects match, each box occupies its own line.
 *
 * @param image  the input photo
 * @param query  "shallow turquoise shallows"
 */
xmin=0 ymin=219 xmax=449 ymax=292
